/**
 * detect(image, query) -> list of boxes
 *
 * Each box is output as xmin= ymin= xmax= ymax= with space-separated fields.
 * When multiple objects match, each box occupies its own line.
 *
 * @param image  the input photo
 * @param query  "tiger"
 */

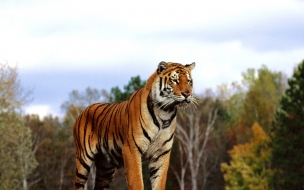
xmin=73 ymin=61 xmax=196 ymax=190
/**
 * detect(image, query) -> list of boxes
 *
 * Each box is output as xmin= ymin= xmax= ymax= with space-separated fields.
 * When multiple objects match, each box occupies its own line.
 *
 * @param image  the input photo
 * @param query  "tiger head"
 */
xmin=151 ymin=61 xmax=196 ymax=110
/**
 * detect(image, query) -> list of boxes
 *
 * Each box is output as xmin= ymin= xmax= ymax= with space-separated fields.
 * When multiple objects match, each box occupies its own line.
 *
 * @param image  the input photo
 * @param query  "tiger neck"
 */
xmin=146 ymin=93 xmax=177 ymax=130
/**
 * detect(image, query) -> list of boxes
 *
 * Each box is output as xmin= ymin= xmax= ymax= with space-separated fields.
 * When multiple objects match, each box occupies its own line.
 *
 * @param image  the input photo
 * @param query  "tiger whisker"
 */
xmin=191 ymin=98 xmax=199 ymax=106
xmin=190 ymin=101 xmax=198 ymax=110
xmin=159 ymin=99 xmax=175 ymax=109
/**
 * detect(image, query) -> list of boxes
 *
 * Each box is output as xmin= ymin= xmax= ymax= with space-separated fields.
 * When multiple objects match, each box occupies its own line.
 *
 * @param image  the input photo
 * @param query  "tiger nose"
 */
xmin=181 ymin=92 xmax=191 ymax=98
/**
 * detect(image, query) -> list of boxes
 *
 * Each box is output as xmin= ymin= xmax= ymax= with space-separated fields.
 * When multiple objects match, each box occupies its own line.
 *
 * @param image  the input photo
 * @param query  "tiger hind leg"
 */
xmin=93 ymin=154 xmax=116 ymax=190
xmin=74 ymin=157 xmax=93 ymax=190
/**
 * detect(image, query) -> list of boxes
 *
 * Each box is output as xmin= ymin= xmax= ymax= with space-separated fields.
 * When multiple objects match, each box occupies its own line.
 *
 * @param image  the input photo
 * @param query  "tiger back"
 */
xmin=74 ymin=61 xmax=196 ymax=190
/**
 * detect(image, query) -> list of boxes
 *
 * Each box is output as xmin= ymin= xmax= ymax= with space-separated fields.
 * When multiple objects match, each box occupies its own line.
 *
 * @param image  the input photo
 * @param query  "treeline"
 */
xmin=0 ymin=61 xmax=303 ymax=190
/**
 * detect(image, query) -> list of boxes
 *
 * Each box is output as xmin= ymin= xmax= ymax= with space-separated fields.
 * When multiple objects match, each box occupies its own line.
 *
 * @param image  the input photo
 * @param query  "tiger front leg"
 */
xmin=122 ymin=144 xmax=144 ymax=190
xmin=149 ymin=149 xmax=172 ymax=190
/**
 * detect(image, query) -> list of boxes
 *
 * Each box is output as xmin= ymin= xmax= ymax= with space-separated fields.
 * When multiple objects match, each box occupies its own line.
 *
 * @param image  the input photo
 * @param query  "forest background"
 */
xmin=0 ymin=60 xmax=304 ymax=190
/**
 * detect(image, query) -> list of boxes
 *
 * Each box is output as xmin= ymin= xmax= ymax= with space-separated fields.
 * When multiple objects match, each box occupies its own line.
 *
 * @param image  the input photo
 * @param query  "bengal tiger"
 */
xmin=73 ymin=61 xmax=196 ymax=190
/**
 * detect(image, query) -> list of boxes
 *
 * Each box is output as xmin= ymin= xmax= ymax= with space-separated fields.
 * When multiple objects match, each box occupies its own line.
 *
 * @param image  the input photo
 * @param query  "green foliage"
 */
xmin=221 ymin=65 xmax=286 ymax=144
xmin=0 ymin=113 xmax=38 ymax=190
xmin=218 ymin=82 xmax=245 ymax=128
xmin=0 ymin=62 xmax=37 ymax=189
xmin=241 ymin=65 xmax=286 ymax=133
xmin=221 ymin=123 xmax=274 ymax=190
xmin=270 ymin=60 xmax=304 ymax=189
xmin=109 ymin=75 xmax=146 ymax=102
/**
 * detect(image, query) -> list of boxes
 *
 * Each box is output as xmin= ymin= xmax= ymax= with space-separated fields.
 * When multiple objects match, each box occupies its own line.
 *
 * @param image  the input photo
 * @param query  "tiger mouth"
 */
xmin=176 ymin=99 xmax=189 ymax=104
xmin=177 ymin=100 xmax=190 ymax=108
xmin=156 ymin=95 xmax=195 ymax=110
xmin=184 ymin=98 xmax=192 ymax=103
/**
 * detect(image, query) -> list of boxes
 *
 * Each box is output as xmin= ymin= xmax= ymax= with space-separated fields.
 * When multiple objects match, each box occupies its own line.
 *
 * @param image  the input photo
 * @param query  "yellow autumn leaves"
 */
xmin=221 ymin=123 xmax=274 ymax=190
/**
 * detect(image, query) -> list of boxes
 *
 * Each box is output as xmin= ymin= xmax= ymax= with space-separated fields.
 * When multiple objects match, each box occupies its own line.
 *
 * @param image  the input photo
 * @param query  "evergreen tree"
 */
xmin=109 ymin=75 xmax=146 ymax=102
xmin=271 ymin=60 xmax=304 ymax=189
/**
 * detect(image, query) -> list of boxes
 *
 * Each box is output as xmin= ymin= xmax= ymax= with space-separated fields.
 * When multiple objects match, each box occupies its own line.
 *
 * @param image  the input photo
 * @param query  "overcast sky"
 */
xmin=1 ymin=0 xmax=304 ymax=118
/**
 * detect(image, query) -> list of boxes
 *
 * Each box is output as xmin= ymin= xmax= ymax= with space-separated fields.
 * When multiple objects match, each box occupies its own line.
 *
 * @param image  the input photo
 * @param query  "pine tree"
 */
xmin=271 ymin=60 xmax=304 ymax=189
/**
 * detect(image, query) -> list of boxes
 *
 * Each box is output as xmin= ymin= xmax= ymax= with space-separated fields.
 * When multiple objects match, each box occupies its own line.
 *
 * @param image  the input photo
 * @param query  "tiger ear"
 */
xmin=185 ymin=62 xmax=195 ymax=71
xmin=157 ymin=61 xmax=168 ymax=74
